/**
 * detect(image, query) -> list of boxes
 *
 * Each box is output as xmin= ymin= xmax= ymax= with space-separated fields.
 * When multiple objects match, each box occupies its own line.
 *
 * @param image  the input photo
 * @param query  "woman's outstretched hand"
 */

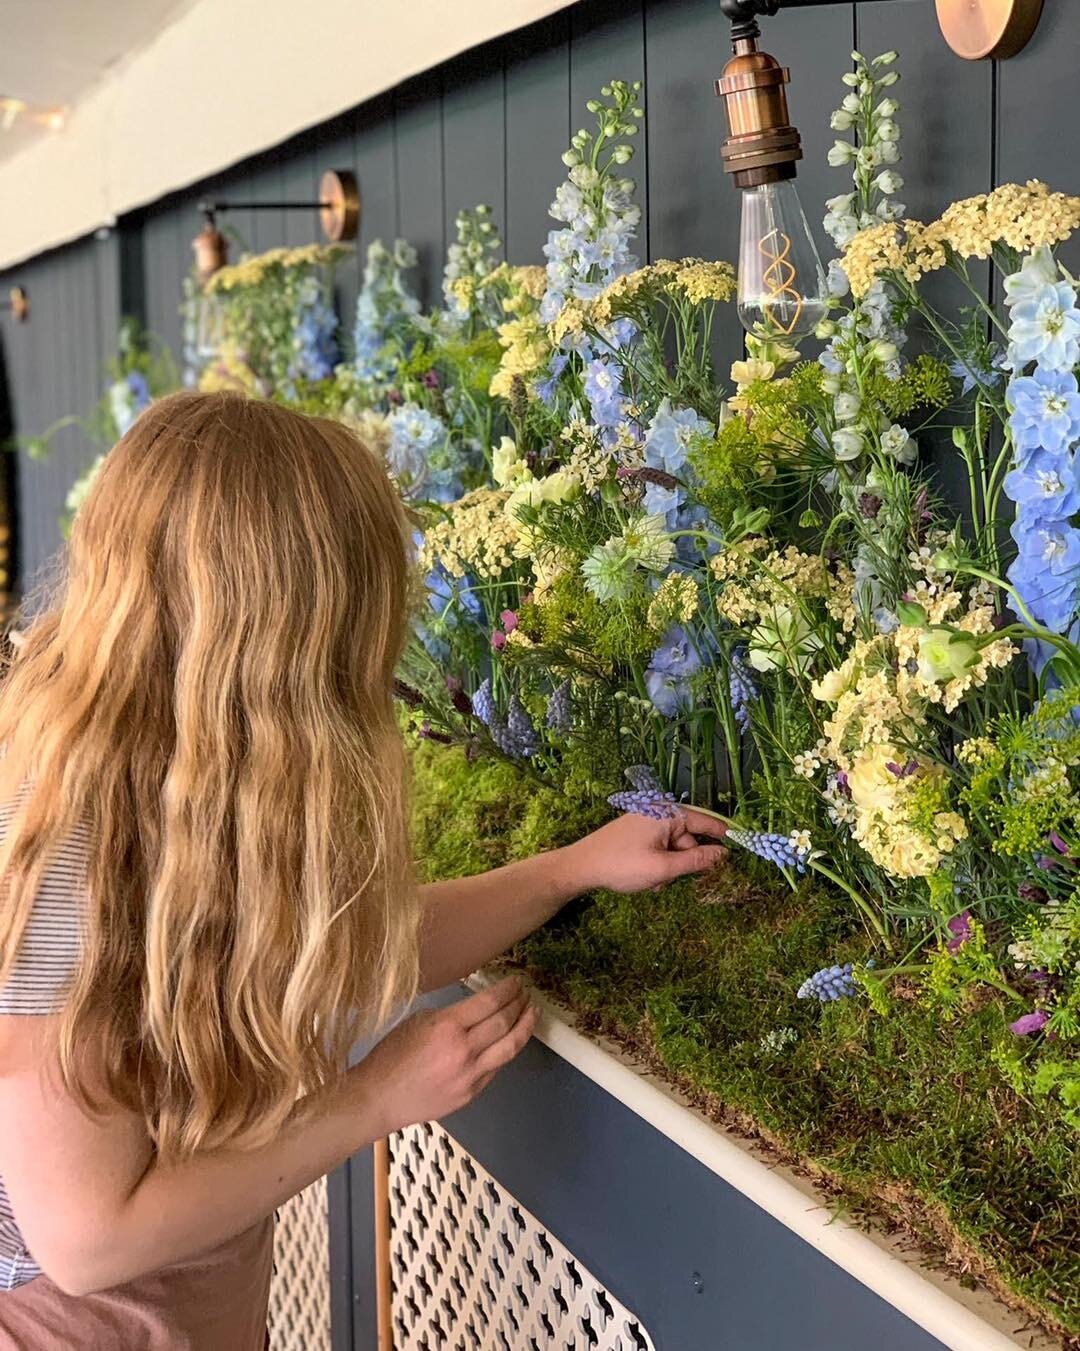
xmin=362 ymin=976 xmax=538 ymax=1135
xmin=564 ymin=809 xmax=729 ymax=896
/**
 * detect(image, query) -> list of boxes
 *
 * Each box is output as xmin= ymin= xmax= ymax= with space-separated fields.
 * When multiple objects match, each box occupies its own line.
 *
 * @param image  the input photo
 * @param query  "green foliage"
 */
xmin=412 ymin=742 xmax=1080 ymax=1340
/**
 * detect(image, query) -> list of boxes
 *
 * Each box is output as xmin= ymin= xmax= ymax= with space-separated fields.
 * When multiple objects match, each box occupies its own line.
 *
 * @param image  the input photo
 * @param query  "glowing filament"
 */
xmin=758 ymin=228 xmax=803 ymax=338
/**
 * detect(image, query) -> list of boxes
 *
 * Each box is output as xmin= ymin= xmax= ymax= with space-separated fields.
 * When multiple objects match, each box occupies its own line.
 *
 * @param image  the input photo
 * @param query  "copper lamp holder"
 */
xmin=2 ymin=287 xmax=29 ymax=322
xmin=193 ymin=166 xmax=360 ymax=285
xmin=716 ymin=33 xmax=801 ymax=188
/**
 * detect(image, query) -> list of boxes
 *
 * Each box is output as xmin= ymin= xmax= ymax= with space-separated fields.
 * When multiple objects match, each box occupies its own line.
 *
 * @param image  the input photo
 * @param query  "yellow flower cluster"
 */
xmin=587 ymin=258 xmax=734 ymax=327
xmin=419 ymin=489 xmax=520 ymax=581
xmin=647 ymin=573 xmax=699 ymax=632
xmin=481 ymin=263 xmax=547 ymax=311
xmin=489 ymin=314 xmax=549 ymax=399
xmin=711 ymin=540 xmax=830 ymax=626
xmin=667 ymin=258 xmax=736 ymax=305
xmin=844 ymin=744 xmax=968 ymax=879
xmin=448 ymin=276 xmax=475 ymax=310
xmin=841 ymin=220 xmax=940 ymax=299
xmin=843 ymin=181 xmax=1080 ymax=298
xmin=206 ymin=243 xmax=348 ymax=293
xmin=550 ymin=300 xmax=587 ymax=347
xmin=197 ymin=341 xmax=260 ymax=395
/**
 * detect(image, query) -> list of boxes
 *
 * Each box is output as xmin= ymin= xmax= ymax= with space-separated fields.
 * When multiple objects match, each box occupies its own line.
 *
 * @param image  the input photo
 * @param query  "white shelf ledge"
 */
xmin=467 ymin=971 xmax=1058 ymax=1351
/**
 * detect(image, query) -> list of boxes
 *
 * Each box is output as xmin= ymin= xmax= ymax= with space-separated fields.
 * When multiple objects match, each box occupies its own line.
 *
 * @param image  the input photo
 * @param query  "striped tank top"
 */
xmin=0 ymin=799 xmax=88 ymax=1289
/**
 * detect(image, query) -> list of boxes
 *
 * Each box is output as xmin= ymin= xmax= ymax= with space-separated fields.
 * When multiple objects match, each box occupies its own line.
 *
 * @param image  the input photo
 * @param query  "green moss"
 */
xmin=412 ymin=742 xmax=1080 ymax=1344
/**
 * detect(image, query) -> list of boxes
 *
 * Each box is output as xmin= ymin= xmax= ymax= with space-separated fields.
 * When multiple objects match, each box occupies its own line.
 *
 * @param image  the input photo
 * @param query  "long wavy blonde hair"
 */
xmin=0 ymin=391 xmax=419 ymax=1158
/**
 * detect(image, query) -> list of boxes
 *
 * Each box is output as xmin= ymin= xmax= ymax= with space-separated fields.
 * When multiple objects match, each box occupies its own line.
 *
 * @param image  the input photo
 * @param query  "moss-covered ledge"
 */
xmin=411 ymin=740 xmax=1080 ymax=1350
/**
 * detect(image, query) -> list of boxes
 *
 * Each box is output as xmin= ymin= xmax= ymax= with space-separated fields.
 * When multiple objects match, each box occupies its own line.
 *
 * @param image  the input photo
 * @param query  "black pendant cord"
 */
xmin=721 ymin=0 xmax=900 ymax=44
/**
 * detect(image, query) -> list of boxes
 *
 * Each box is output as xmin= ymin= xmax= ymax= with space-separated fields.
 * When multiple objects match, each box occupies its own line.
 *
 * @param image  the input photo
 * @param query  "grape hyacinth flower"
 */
xmin=472 ymin=677 xmax=496 ymax=729
xmin=726 ymin=827 xmax=811 ymax=874
xmin=471 ymin=680 xmax=538 ymax=759
xmin=728 ymin=648 xmax=759 ymax=733
xmin=797 ymin=962 xmax=858 ymax=1002
xmin=546 ymin=678 xmax=572 ymax=733
xmin=608 ymin=765 xmax=678 ymax=821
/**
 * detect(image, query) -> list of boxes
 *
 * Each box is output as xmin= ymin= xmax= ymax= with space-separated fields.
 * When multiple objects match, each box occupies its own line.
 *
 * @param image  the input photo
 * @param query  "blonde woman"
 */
xmin=0 ymin=392 xmax=727 ymax=1349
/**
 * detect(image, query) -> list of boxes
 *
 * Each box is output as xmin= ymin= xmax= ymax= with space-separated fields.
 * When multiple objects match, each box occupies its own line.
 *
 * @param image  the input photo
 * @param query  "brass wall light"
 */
xmin=192 ymin=167 xmax=360 ymax=284
xmin=716 ymin=0 xmax=1045 ymax=341
xmin=1 ymin=287 xmax=29 ymax=323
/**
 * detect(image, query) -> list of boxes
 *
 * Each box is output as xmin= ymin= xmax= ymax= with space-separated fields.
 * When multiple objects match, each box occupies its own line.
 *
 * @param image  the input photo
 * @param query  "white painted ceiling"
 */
xmin=0 ymin=0 xmax=198 ymax=162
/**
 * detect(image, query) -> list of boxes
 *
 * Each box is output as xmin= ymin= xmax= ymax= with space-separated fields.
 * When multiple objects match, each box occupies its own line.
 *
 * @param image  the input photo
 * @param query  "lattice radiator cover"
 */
xmin=389 ymin=1123 xmax=656 ymax=1351
xmin=268 ymin=1175 xmax=331 ymax=1351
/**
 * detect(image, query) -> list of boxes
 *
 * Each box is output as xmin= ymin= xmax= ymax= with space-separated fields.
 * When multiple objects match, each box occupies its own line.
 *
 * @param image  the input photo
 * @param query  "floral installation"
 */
xmin=45 ymin=56 xmax=1080 ymax=1126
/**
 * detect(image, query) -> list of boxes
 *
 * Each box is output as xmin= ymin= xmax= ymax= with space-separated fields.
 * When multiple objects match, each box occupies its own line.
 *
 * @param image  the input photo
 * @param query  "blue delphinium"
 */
xmin=289 ymin=275 xmax=338 ymax=384
xmin=353 ymin=240 xmax=421 ymax=385
xmin=728 ymin=648 xmax=759 ymax=733
xmin=641 ymin=401 xmax=713 ymax=561
xmin=645 ymin=624 xmax=702 ymax=718
xmin=109 ymin=371 xmax=152 ymax=438
xmin=1003 ymin=252 xmax=1080 ymax=657
xmin=608 ymin=765 xmax=678 ymax=820
xmin=416 ymin=561 xmax=483 ymax=662
xmin=472 ymin=677 xmax=497 ymax=728
xmin=797 ymin=962 xmax=857 ymax=1001
xmin=386 ymin=403 xmax=461 ymax=504
xmin=536 ymin=82 xmax=643 ymax=434
xmin=546 ymin=679 xmax=573 ymax=733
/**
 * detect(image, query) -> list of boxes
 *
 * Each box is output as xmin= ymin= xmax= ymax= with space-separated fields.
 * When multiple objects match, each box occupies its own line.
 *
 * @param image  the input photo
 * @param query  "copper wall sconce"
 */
xmin=1 ymin=287 xmax=29 ymax=322
xmin=192 ymin=167 xmax=360 ymax=284
xmin=719 ymin=0 xmax=1044 ymax=61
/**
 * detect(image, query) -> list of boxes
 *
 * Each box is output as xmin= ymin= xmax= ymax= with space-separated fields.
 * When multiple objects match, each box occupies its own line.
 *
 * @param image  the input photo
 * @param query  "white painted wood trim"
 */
xmin=0 ymin=0 xmax=581 ymax=271
xmin=467 ymin=971 xmax=1057 ymax=1351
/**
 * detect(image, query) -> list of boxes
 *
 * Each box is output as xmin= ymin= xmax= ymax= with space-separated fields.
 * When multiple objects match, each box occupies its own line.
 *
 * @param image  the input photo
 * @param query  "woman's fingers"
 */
xmin=677 ymin=808 xmax=729 ymax=840
xmin=473 ymin=1000 xmax=539 ymax=1076
xmin=465 ymin=991 xmax=529 ymax=1053
xmin=454 ymin=975 xmax=522 ymax=1029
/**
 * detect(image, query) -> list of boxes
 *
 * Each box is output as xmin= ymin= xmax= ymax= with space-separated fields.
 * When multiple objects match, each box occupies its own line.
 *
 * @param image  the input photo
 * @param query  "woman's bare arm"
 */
xmin=0 ymin=976 xmax=536 ymax=1296
xmin=418 ymin=809 xmax=728 ymax=990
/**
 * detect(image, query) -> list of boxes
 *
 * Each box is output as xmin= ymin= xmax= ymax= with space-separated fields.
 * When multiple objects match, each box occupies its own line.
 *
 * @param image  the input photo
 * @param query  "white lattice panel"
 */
xmin=388 ymin=1123 xmax=656 ymax=1351
xmin=268 ymin=1175 xmax=331 ymax=1351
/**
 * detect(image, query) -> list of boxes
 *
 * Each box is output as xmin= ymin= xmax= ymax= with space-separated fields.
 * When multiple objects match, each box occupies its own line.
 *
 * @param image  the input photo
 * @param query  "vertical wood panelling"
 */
xmin=505 ymin=12 xmax=571 ymax=266
xmin=441 ymin=46 xmax=508 ymax=261
xmin=1 ymin=235 xmax=121 ymax=589
xmin=393 ymin=78 xmax=446 ymax=306
xmin=6 ymin=0 xmax=1080 ymax=592
xmin=997 ymin=0 xmax=1080 ymax=276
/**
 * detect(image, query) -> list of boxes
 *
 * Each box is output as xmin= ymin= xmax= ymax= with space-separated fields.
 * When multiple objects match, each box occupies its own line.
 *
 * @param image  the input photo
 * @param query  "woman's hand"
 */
xmin=360 ymin=976 xmax=538 ymax=1136
xmin=563 ymin=809 xmax=729 ymax=896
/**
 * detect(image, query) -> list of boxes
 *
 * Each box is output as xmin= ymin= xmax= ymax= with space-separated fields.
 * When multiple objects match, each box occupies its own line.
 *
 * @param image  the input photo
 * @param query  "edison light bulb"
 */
xmin=737 ymin=180 xmax=827 ymax=343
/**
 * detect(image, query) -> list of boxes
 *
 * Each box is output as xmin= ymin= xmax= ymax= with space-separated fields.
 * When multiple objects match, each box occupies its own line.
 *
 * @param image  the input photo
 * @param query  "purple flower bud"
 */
xmin=1049 ymin=830 xmax=1070 ymax=856
xmin=858 ymin=492 xmax=882 ymax=519
xmin=1009 ymin=1009 xmax=1049 ymax=1036
xmin=393 ymin=678 xmax=423 ymax=708
xmin=491 ymin=630 xmax=507 ymax=651
xmin=946 ymin=910 xmax=972 ymax=954
xmin=421 ymin=370 xmax=440 ymax=390
xmin=1019 ymin=881 xmax=1049 ymax=905
xmin=500 ymin=609 xmax=519 ymax=633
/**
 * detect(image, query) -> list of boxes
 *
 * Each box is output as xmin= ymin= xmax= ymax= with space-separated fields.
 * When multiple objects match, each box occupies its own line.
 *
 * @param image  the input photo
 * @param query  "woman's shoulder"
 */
xmin=0 ymin=799 xmax=89 ymax=1017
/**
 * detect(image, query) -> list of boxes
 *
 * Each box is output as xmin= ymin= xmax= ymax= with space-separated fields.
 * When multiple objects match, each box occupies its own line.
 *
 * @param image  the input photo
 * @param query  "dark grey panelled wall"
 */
xmin=2 ymin=0 xmax=1078 ymax=586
